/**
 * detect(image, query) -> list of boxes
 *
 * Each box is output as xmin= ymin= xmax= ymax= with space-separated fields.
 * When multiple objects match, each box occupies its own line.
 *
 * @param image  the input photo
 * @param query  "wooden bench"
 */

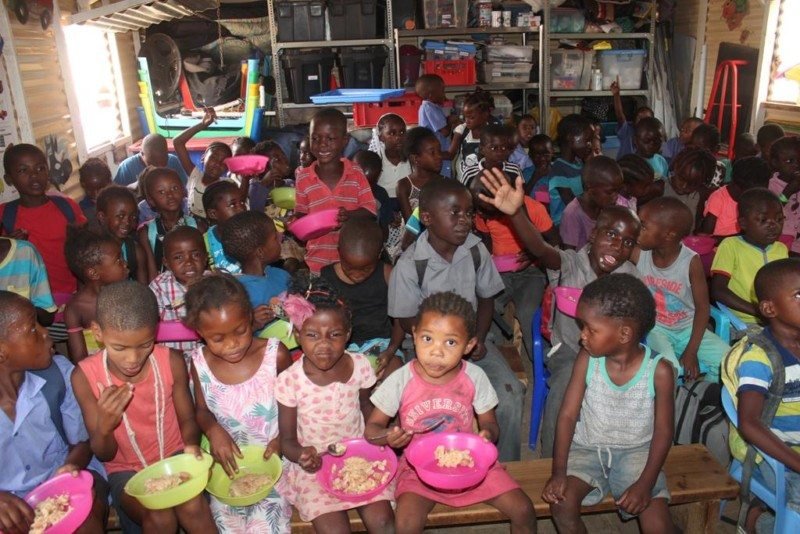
xmin=498 ymin=344 xmax=528 ymax=387
xmin=290 ymin=444 xmax=738 ymax=534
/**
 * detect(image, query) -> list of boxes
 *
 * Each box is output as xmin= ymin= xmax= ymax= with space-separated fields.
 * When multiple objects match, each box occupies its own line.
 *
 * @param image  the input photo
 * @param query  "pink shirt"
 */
xmin=704 ymin=185 xmax=740 ymax=237
xmin=294 ymin=159 xmax=377 ymax=274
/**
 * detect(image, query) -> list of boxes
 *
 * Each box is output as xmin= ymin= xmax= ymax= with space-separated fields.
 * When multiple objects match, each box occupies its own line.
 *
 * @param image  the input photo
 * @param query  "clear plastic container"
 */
xmin=484 ymin=45 xmax=534 ymax=63
xmin=478 ymin=62 xmax=532 ymax=83
xmin=550 ymin=49 xmax=594 ymax=90
xmin=599 ymin=49 xmax=647 ymax=90
xmin=422 ymin=0 xmax=468 ymax=29
xmin=549 ymin=8 xmax=586 ymax=33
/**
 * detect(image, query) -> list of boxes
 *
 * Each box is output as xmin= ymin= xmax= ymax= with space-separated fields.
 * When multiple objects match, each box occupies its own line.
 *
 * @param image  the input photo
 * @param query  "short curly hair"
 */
xmin=96 ymin=281 xmax=158 ymax=331
xmin=96 ymin=185 xmax=137 ymax=214
xmin=184 ymin=272 xmax=252 ymax=330
xmin=218 ymin=211 xmax=275 ymax=263
xmin=579 ymin=273 xmax=656 ymax=339
xmin=65 ymin=227 xmax=119 ymax=282
xmin=417 ymin=291 xmax=476 ymax=338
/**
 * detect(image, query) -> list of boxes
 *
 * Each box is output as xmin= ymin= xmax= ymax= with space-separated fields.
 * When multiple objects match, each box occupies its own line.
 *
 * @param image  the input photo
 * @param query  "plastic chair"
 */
xmin=715 ymin=302 xmax=749 ymax=341
xmin=155 ymin=321 xmax=200 ymax=343
xmin=721 ymin=388 xmax=800 ymax=533
xmin=528 ymin=308 xmax=549 ymax=451
xmin=710 ymin=305 xmax=734 ymax=344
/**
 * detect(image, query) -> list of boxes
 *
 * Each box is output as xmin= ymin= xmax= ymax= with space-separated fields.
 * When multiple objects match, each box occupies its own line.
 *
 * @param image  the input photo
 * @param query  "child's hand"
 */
xmin=477 ymin=429 xmax=492 ymax=442
xmin=298 ymin=446 xmax=321 ymax=473
xmin=680 ymin=350 xmax=701 ymax=381
xmin=478 ymin=169 xmax=525 ymax=216
xmin=200 ymin=107 xmax=217 ymax=128
xmin=336 ymin=207 xmax=349 ymax=226
xmin=515 ymin=251 xmax=532 ymax=270
xmin=264 ymin=436 xmax=281 ymax=460
xmin=0 ymin=491 xmax=34 ymax=534
xmin=184 ymin=444 xmax=205 ymax=461
xmin=542 ymin=474 xmax=567 ymax=504
xmin=208 ymin=426 xmax=243 ymax=478
xmin=253 ymin=305 xmax=276 ymax=331
xmin=610 ymin=77 xmax=621 ymax=96
xmin=96 ymin=382 xmax=134 ymax=434
xmin=54 ymin=463 xmax=81 ymax=477
xmin=616 ymin=480 xmax=652 ymax=516
xmin=375 ymin=350 xmax=402 ymax=381
xmin=469 ymin=340 xmax=487 ymax=362
xmin=385 ymin=426 xmax=412 ymax=449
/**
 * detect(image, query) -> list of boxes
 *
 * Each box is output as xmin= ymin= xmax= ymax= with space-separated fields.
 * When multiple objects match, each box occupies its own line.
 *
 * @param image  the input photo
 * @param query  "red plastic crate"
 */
xmin=423 ymin=59 xmax=476 ymax=86
xmin=353 ymin=92 xmax=423 ymax=127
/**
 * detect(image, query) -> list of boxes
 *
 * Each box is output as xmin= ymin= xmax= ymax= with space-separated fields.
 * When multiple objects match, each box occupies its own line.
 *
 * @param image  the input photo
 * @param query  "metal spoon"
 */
xmin=367 ymin=416 xmax=446 ymax=442
xmin=319 ymin=442 xmax=347 ymax=457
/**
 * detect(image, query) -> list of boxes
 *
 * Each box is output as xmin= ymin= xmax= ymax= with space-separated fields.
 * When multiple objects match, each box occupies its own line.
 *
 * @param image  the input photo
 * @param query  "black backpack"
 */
xmin=674 ymin=380 xmax=730 ymax=467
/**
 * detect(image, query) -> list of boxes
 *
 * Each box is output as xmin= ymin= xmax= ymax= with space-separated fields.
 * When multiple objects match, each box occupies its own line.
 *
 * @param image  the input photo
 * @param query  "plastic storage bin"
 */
xmin=328 ymin=0 xmax=377 ymax=40
xmin=423 ymin=58 xmax=476 ymax=85
xmin=479 ymin=62 xmax=532 ymax=83
xmin=550 ymin=8 xmax=585 ymax=33
xmin=281 ymin=49 xmax=336 ymax=103
xmin=422 ymin=0 xmax=468 ymax=29
xmin=484 ymin=45 xmax=534 ymax=63
xmin=550 ymin=49 xmax=594 ymax=90
xmin=338 ymin=46 xmax=388 ymax=88
xmin=599 ymin=49 xmax=647 ymax=90
xmin=353 ymin=92 xmax=423 ymax=127
xmin=275 ymin=0 xmax=326 ymax=42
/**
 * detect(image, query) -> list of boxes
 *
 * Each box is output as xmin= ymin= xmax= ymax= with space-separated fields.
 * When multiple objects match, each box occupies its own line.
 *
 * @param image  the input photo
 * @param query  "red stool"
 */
xmin=704 ymin=59 xmax=748 ymax=160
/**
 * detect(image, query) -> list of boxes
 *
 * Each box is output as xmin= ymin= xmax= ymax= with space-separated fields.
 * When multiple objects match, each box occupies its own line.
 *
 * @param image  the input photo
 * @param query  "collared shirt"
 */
xmin=509 ymin=145 xmax=534 ymax=171
xmin=149 ymin=270 xmax=205 ymax=352
xmin=388 ymin=231 xmax=504 ymax=318
xmin=0 ymin=238 xmax=56 ymax=312
xmin=204 ymin=226 xmax=241 ymax=274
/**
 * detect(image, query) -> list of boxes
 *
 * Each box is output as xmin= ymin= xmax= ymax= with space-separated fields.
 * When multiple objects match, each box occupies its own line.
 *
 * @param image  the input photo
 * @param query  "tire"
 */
xmin=14 ymin=1 xmax=29 ymax=25
xmin=40 ymin=10 xmax=51 ymax=30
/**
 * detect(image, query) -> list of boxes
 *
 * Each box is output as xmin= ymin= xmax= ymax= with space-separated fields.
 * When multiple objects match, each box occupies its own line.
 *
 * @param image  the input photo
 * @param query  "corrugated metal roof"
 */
xmin=68 ymin=0 xmax=218 ymax=32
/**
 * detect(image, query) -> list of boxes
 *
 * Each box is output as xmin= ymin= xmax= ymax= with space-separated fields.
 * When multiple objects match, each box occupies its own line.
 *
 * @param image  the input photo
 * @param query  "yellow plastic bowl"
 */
xmin=124 ymin=453 xmax=213 ymax=510
xmin=270 ymin=187 xmax=296 ymax=210
xmin=206 ymin=446 xmax=283 ymax=507
xmin=258 ymin=319 xmax=298 ymax=350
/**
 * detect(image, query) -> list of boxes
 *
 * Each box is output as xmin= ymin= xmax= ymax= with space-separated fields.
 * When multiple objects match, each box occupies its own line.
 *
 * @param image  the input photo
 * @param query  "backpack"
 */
xmin=415 ymin=243 xmax=481 ymax=287
xmin=673 ymin=380 xmax=730 ymax=467
xmin=30 ymin=358 xmax=69 ymax=446
xmin=1 ymin=195 xmax=76 ymax=233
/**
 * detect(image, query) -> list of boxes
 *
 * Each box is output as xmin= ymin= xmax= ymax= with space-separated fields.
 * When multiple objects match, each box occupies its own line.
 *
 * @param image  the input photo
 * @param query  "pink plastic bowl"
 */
xmin=288 ymin=209 xmax=340 ymax=241
xmin=492 ymin=254 xmax=524 ymax=273
xmin=682 ymin=235 xmax=716 ymax=256
xmin=224 ymin=155 xmax=270 ymax=175
xmin=156 ymin=321 xmax=200 ymax=343
xmin=406 ymin=432 xmax=498 ymax=491
xmin=316 ymin=438 xmax=398 ymax=502
xmin=24 ymin=471 xmax=94 ymax=534
xmin=554 ymin=286 xmax=582 ymax=318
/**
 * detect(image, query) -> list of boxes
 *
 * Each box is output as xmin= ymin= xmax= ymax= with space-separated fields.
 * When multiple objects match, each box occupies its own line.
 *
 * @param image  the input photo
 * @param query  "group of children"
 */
xmin=0 ymin=68 xmax=799 ymax=533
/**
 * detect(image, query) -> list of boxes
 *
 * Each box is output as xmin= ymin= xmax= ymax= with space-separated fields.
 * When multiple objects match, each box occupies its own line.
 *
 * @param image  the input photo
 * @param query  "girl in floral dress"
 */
xmin=185 ymin=273 xmax=293 ymax=533
xmin=275 ymin=273 xmax=395 ymax=532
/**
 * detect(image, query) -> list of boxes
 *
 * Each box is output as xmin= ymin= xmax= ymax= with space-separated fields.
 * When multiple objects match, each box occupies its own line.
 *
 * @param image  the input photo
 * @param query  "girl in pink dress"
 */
xmin=366 ymin=292 xmax=536 ymax=533
xmin=274 ymin=274 xmax=394 ymax=531
xmin=185 ymin=274 xmax=294 ymax=533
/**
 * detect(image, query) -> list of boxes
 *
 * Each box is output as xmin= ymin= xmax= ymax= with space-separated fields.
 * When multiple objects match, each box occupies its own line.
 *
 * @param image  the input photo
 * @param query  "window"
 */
xmin=768 ymin=0 xmax=800 ymax=105
xmin=62 ymin=25 xmax=130 ymax=155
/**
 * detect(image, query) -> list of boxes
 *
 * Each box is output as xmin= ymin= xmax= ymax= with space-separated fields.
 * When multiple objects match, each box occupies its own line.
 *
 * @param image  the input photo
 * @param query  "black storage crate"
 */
xmin=281 ymin=49 xmax=336 ymax=103
xmin=275 ymin=0 xmax=326 ymax=42
xmin=338 ymin=46 xmax=388 ymax=88
xmin=328 ymin=0 xmax=378 ymax=40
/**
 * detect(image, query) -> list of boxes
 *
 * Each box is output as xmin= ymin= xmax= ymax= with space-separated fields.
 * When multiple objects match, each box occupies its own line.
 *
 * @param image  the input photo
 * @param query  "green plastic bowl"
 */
xmin=270 ymin=187 xmax=296 ymax=210
xmin=124 ymin=453 xmax=213 ymax=510
xmin=259 ymin=319 xmax=298 ymax=350
xmin=206 ymin=446 xmax=283 ymax=507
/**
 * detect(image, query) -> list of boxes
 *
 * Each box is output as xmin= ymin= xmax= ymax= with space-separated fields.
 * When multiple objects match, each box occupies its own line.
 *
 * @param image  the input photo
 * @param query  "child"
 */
xmin=366 ymin=291 xmax=536 ymax=533
xmin=96 ymin=185 xmax=148 ymax=284
xmin=546 ymin=114 xmax=593 ymax=226
xmin=542 ymin=274 xmax=677 ymax=533
xmin=219 ymin=210 xmax=289 ymax=332
xmin=298 ymin=136 xmax=315 ymax=169
xmin=767 ymin=136 xmax=800 ymax=254
xmin=663 ymin=147 xmax=718 ymax=230
xmin=202 ymin=180 xmax=247 ymax=274
xmin=368 ymin=113 xmax=411 ymax=202
xmin=633 ymin=116 xmax=669 ymax=179
xmin=149 ymin=226 xmax=209 ymax=355
xmin=734 ymin=132 xmax=759 ymax=160
xmin=587 ymin=117 xmax=604 ymax=160
xmin=64 ymin=229 xmax=129 ymax=362
xmin=275 ymin=274 xmax=395 ymax=531
xmin=510 ymin=114 xmax=535 ymax=172
xmin=415 ymin=73 xmax=452 ymax=178
xmin=560 ymin=156 xmax=624 ymax=249
xmin=388 ymin=179 xmax=525 ymax=462
xmin=0 ymin=291 xmax=108 ymax=534
xmin=71 ymin=281 xmax=216 ymax=533
xmin=353 ymin=149 xmax=393 ymax=239
xmin=711 ymin=187 xmax=789 ymax=324
xmin=186 ymin=274 xmax=293 ymax=532
xmin=0 ymin=236 xmax=57 ymax=325
xmin=611 ymin=78 xmax=654 ymax=158
xmin=1 ymin=144 xmax=87 ymax=295
xmin=689 ymin=123 xmax=730 ymax=189
xmin=78 ymin=157 xmax=112 ymax=225
xmin=173 ymin=108 xmax=235 ymax=220
xmin=700 ymin=156 xmax=772 ymax=237
xmin=721 ymin=258 xmax=800 ymax=532
xmin=294 ymin=108 xmax=377 ymax=274
xmin=136 ymin=167 xmax=202 ymax=279
xmin=617 ymin=154 xmax=658 ymax=210
xmin=113 ymin=133 xmax=188 ymax=187
xmin=526 ymin=134 xmax=554 ymax=195
xmin=231 ymin=136 xmax=255 ymax=157
xmin=396 ymin=127 xmax=444 ymax=223
xmin=756 ymin=123 xmax=786 ymax=161
xmin=636 ymin=197 xmax=730 ymax=382
xmin=448 ymin=91 xmax=493 ymax=181
xmin=475 ymin=168 xmax=642 ymax=458
xmin=662 ymin=117 xmax=703 ymax=163
xmin=249 ymin=140 xmax=293 ymax=214
xmin=460 ymin=124 xmax=522 ymax=188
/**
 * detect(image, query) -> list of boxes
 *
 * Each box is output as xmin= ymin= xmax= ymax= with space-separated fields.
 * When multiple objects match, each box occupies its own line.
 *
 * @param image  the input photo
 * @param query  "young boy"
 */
xmin=661 ymin=116 xmax=703 ymax=164
xmin=611 ymin=78 xmax=654 ymax=159
xmin=543 ymin=274 xmax=677 ymax=533
xmin=475 ymin=168 xmax=642 ymax=457
xmin=767 ymin=136 xmax=800 ymax=254
xmin=78 ymin=157 xmax=112 ymax=226
xmin=460 ymin=124 xmax=522 ymax=189
xmin=416 ymin=74 xmax=453 ymax=178
xmin=700 ymin=156 xmax=772 ymax=237
xmin=248 ymin=140 xmax=292 ymax=214
xmin=219 ymin=210 xmax=289 ymax=332
xmin=526 ymin=134 xmax=554 ymax=194
xmin=721 ymin=258 xmax=800 ymax=532
xmin=64 ymin=229 xmax=129 ymax=362
xmin=756 ymin=123 xmax=786 ymax=161
xmin=202 ymin=180 xmax=247 ymax=274
xmin=149 ymin=226 xmax=209 ymax=354
xmin=559 ymin=156 xmax=624 ymax=250
xmin=320 ymin=219 xmax=403 ymax=380
xmin=636 ymin=197 xmax=730 ymax=382
xmin=113 ymin=133 xmax=188 ymax=187
xmin=294 ymin=108 xmax=377 ymax=274
xmin=387 ymin=179 xmax=525 ymax=462
xmin=353 ymin=149 xmax=393 ymax=240
xmin=546 ymin=114 xmax=593 ymax=226
xmin=95 ymin=185 xmax=148 ymax=284
xmin=510 ymin=115 xmax=535 ymax=173
xmin=634 ymin=117 xmax=669 ymax=180
xmin=711 ymin=188 xmax=789 ymax=324
xmin=0 ymin=291 xmax=108 ymax=534
xmin=0 ymin=236 xmax=57 ymax=326
xmin=663 ymin=147 xmax=718 ymax=230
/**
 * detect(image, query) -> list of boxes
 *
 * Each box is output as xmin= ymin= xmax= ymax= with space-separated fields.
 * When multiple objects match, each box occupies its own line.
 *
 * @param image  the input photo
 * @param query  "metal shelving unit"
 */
xmin=267 ymin=1 xmax=397 ymax=126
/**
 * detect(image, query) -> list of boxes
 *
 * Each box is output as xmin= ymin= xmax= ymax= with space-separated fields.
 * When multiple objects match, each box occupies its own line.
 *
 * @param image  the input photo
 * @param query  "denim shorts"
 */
xmin=567 ymin=443 xmax=670 ymax=519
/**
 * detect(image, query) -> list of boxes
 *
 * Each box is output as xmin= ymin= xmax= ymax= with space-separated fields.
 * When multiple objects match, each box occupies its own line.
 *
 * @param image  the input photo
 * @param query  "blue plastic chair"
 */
xmin=710 ymin=305 xmax=734 ymax=343
xmin=528 ymin=308 xmax=549 ymax=451
xmin=715 ymin=302 xmax=749 ymax=340
xmin=721 ymin=388 xmax=800 ymax=533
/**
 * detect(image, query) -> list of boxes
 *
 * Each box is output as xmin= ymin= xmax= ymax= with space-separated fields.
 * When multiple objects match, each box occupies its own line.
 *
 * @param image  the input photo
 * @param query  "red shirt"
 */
xmin=0 ymin=196 xmax=86 ymax=293
xmin=295 ymin=159 xmax=377 ymax=274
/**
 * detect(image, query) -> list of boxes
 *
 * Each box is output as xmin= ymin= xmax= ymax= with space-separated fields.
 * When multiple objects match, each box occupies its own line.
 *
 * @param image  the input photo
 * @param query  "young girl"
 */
xmin=96 ymin=185 xmax=148 ymax=283
xmin=767 ymin=136 xmax=800 ymax=253
xmin=510 ymin=115 xmax=535 ymax=173
xmin=663 ymin=147 xmax=717 ymax=231
xmin=368 ymin=113 xmax=411 ymax=202
xmin=275 ymin=274 xmax=394 ymax=532
xmin=396 ymin=127 xmax=443 ymax=222
xmin=250 ymin=140 xmax=293 ymax=214
xmin=71 ymin=280 xmax=216 ymax=533
xmin=137 ymin=167 xmax=202 ymax=279
xmin=186 ymin=274 xmax=293 ymax=532
xmin=616 ymin=154 xmax=661 ymax=210
xmin=366 ymin=291 xmax=536 ymax=533
xmin=448 ymin=91 xmax=493 ymax=181
xmin=174 ymin=108 xmax=234 ymax=220
xmin=542 ymin=274 xmax=676 ymax=534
